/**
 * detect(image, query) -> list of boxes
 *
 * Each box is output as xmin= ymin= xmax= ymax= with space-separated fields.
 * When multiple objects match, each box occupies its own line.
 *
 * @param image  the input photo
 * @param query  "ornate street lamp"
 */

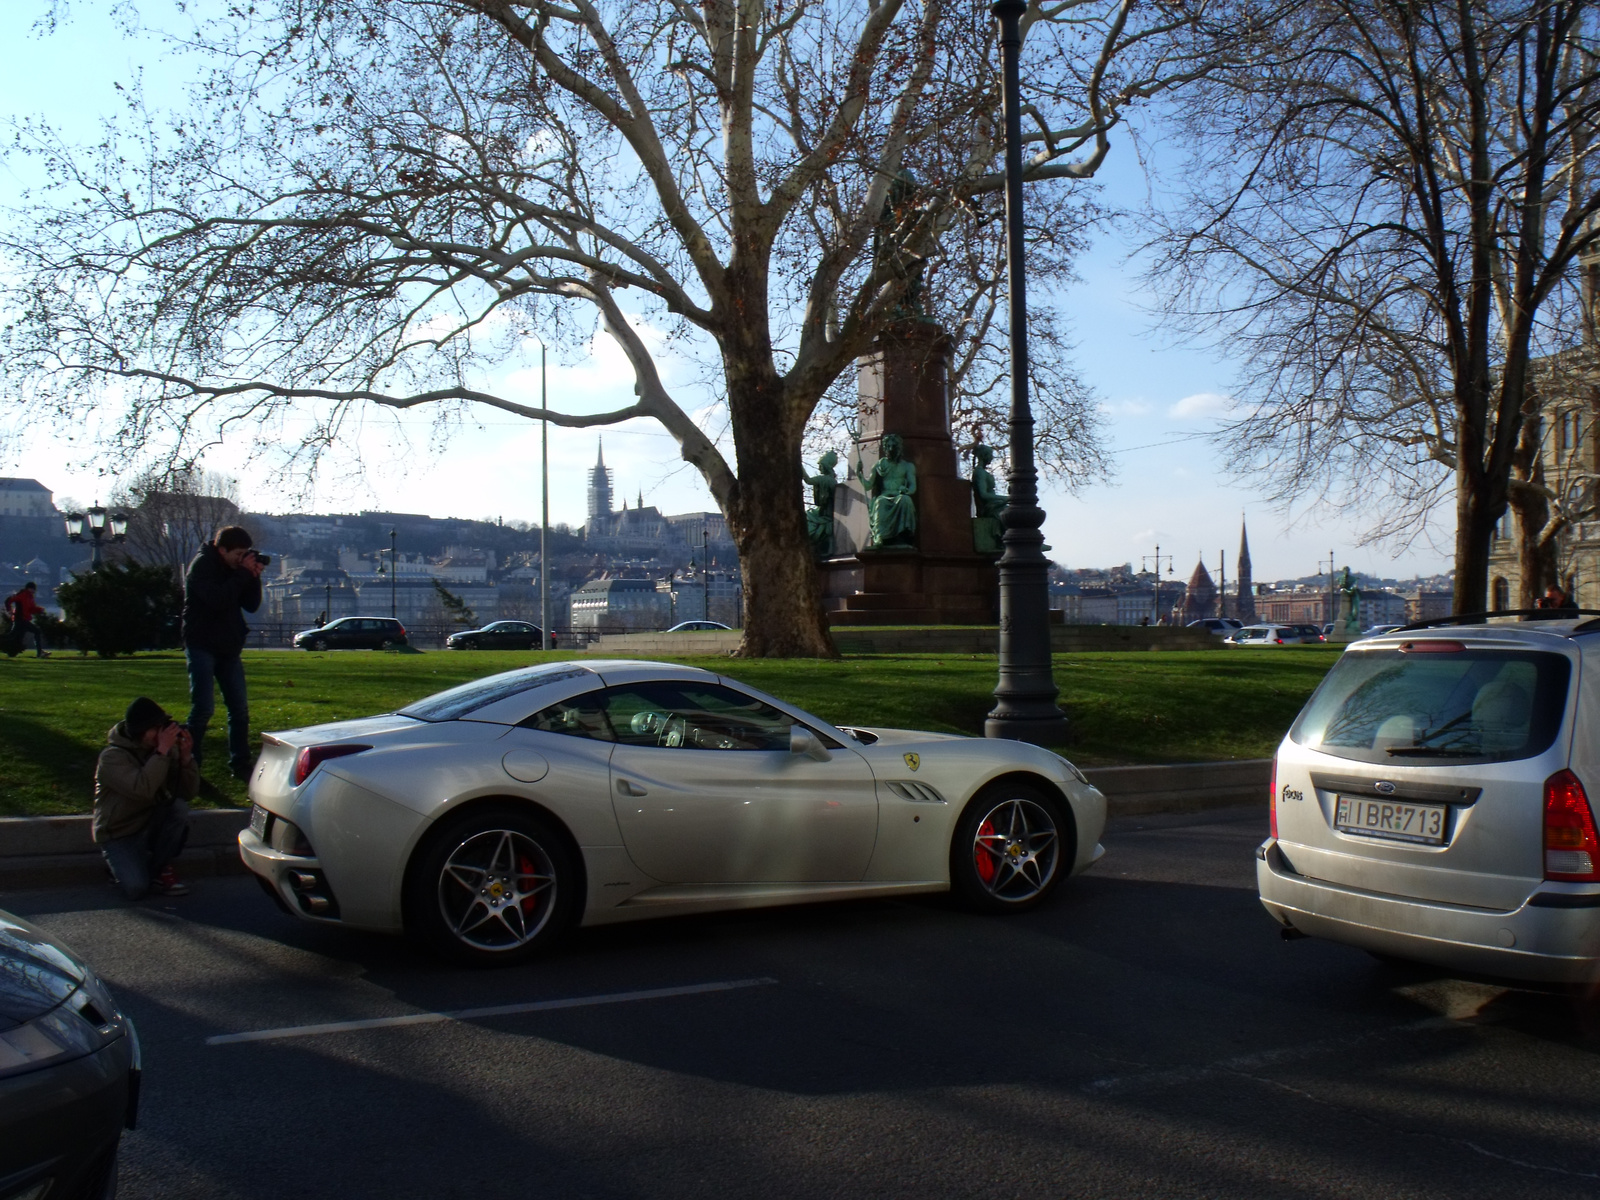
xmin=64 ymin=502 xmax=129 ymax=570
xmin=985 ymin=0 xmax=1069 ymax=745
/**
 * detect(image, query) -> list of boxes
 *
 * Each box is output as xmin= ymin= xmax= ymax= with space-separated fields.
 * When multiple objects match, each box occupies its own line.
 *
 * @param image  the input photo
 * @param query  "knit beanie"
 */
xmin=124 ymin=697 xmax=170 ymax=738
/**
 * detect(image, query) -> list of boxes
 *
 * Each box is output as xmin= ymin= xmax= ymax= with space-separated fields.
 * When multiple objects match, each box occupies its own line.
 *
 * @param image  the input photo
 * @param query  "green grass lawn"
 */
xmin=0 ymin=646 xmax=1342 ymax=817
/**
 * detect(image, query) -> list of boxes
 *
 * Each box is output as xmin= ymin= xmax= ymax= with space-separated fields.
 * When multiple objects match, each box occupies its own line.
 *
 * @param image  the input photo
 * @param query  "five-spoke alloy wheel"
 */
xmin=407 ymin=807 xmax=581 ymax=964
xmin=950 ymin=783 xmax=1070 ymax=912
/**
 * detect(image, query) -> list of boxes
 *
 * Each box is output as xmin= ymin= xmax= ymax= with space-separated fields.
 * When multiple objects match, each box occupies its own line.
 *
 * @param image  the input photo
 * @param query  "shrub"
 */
xmin=57 ymin=563 xmax=183 ymax=657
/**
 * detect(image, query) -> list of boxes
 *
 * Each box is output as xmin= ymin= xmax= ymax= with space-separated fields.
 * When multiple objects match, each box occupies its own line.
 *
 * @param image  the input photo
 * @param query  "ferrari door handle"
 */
xmin=616 ymin=779 xmax=648 ymax=797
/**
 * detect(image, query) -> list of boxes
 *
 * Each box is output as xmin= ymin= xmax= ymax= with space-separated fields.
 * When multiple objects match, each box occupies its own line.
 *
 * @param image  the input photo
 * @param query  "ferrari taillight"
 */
xmin=293 ymin=744 xmax=372 ymax=786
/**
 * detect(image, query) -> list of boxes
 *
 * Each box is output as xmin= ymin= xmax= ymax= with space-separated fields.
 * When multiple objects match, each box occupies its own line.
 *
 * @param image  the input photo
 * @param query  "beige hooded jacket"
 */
xmin=93 ymin=722 xmax=201 ymax=843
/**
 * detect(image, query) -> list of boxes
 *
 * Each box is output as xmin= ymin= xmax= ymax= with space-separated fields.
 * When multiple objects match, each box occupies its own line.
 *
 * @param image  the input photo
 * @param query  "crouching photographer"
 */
xmin=94 ymin=698 xmax=198 ymax=899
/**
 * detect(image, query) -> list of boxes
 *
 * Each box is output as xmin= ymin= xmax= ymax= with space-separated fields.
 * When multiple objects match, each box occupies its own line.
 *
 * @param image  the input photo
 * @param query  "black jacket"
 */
xmin=182 ymin=544 xmax=262 ymax=656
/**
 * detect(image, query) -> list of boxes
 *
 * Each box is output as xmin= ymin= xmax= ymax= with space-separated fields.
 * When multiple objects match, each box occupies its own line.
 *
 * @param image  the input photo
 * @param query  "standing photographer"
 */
xmin=183 ymin=525 xmax=265 ymax=779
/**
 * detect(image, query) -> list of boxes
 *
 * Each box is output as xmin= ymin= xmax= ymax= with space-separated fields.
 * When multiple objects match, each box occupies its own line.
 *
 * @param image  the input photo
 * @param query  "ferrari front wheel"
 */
xmin=950 ymin=783 xmax=1069 ymax=913
xmin=406 ymin=806 xmax=582 ymax=965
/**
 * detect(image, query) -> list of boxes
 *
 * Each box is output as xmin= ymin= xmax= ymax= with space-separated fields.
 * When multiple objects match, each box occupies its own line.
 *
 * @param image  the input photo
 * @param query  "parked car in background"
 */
xmin=0 ymin=908 xmax=139 ymax=1199
xmin=447 ymin=620 xmax=550 ymax=650
xmin=1290 ymin=624 xmax=1328 ymax=643
xmin=1187 ymin=618 xmax=1244 ymax=636
xmin=1259 ymin=618 xmax=1600 ymax=983
xmin=1226 ymin=624 xmax=1300 ymax=646
xmin=294 ymin=617 xmax=409 ymax=651
xmin=666 ymin=620 xmax=732 ymax=633
xmin=1359 ymin=624 xmax=1405 ymax=638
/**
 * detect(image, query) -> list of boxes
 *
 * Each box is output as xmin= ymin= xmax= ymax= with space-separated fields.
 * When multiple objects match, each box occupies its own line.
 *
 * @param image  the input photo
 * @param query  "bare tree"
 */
xmin=1147 ymin=0 xmax=1600 ymax=613
xmin=108 ymin=467 xmax=244 ymax=581
xmin=2 ymin=0 xmax=1205 ymax=655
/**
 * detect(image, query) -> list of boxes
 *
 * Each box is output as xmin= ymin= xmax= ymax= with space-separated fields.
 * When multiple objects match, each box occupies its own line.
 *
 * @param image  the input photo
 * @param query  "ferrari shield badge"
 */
xmin=903 ymin=752 xmax=920 ymax=772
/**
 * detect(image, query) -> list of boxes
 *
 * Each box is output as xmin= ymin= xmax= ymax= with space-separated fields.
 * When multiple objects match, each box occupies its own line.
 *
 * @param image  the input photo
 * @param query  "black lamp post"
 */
xmin=389 ymin=530 xmax=398 ymax=619
xmin=985 ymin=0 xmax=1069 ymax=745
xmin=64 ymin=503 xmax=129 ymax=571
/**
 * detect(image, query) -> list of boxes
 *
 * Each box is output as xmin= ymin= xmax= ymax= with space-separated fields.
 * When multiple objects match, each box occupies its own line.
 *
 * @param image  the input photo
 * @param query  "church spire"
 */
xmin=596 ymin=438 xmax=605 ymax=468
xmin=1235 ymin=515 xmax=1256 ymax=622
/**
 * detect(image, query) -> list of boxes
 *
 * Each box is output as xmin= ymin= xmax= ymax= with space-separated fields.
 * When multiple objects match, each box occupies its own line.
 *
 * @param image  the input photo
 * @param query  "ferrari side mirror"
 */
xmin=789 ymin=725 xmax=832 ymax=762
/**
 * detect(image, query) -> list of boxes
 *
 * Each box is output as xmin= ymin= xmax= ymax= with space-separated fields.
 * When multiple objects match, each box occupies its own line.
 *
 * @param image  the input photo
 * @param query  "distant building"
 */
xmin=1407 ymin=590 xmax=1454 ymax=623
xmin=662 ymin=570 xmax=742 ymax=626
xmin=1234 ymin=519 xmax=1256 ymax=622
xmin=587 ymin=441 xmax=614 ymax=528
xmin=569 ymin=577 xmax=671 ymax=634
xmin=1182 ymin=557 xmax=1216 ymax=623
xmin=0 ymin=478 xmax=54 ymax=519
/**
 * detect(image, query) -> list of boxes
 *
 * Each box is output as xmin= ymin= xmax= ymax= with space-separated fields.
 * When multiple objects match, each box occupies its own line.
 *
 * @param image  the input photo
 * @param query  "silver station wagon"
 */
xmin=1258 ymin=616 xmax=1600 ymax=983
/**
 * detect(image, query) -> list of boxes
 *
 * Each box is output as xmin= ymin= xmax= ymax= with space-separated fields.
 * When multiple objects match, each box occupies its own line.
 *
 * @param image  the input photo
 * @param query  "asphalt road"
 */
xmin=7 ymin=805 xmax=1599 ymax=1200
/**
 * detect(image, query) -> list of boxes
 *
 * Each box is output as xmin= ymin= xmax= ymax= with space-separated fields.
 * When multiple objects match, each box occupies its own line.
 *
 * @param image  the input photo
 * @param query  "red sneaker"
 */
xmin=153 ymin=867 xmax=190 ymax=896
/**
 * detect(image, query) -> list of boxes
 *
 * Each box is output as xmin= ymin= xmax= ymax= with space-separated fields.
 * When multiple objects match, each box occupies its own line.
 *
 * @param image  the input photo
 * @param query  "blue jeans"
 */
xmin=186 ymin=645 xmax=251 ymax=770
xmin=101 ymin=800 xmax=190 ymax=899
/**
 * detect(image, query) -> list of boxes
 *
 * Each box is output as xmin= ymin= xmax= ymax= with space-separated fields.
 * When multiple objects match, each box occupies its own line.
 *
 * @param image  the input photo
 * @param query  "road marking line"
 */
xmin=206 ymin=977 xmax=779 ymax=1046
xmin=1083 ymin=1016 xmax=1456 ymax=1096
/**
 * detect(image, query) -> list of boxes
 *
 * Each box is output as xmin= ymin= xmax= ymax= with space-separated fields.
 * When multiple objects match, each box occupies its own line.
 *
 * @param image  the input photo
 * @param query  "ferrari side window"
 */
xmin=522 ymin=698 xmax=616 ymax=741
xmin=600 ymin=683 xmax=792 ymax=751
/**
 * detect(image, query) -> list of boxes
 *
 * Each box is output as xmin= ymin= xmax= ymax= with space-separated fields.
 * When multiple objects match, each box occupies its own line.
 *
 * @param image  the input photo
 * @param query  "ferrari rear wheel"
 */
xmin=950 ymin=782 xmax=1068 ymax=913
xmin=406 ymin=807 xmax=582 ymax=965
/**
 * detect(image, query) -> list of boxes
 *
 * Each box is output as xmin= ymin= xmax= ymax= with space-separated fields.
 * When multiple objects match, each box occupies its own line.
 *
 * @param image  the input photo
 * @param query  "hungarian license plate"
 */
xmin=1335 ymin=796 xmax=1447 ymax=845
xmin=249 ymin=804 xmax=269 ymax=838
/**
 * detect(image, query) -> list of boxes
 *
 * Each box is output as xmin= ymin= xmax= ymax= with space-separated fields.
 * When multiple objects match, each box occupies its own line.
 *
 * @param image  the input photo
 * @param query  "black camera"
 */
xmin=252 ymin=552 xmax=271 ymax=567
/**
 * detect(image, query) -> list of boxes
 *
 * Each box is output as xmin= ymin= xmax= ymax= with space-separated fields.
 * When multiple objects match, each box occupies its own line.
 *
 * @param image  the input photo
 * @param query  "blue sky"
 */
xmin=0 ymin=1 xmax=1454 ymax=581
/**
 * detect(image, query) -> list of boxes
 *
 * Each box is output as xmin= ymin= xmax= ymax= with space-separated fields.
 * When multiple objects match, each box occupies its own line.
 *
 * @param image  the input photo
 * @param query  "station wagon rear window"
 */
xmin=1290 ymin=647 xmax=1571 ymax=765
xmin=399 ymin=665 xmax=595 ymax=721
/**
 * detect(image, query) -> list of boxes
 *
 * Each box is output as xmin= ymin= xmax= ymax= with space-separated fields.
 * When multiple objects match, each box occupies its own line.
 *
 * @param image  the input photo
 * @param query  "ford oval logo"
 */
xmin=1374 ymin=781 xmax=1397 ymax=795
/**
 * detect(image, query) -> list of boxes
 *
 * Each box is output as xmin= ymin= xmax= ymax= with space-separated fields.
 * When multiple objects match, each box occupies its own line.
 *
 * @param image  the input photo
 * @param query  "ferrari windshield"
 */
xmin=399 ymin=665 xmax=596 ymax=722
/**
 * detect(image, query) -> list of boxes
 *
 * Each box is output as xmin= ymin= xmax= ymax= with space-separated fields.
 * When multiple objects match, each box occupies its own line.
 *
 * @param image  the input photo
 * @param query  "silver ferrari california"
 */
xmin=239 ymin=661 xmax=1107 ymax=963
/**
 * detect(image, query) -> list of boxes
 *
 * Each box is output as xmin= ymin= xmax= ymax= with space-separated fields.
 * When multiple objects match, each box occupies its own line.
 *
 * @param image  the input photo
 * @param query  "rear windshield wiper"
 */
xmin=1385 ymin=745 xmax=1475 ymax=757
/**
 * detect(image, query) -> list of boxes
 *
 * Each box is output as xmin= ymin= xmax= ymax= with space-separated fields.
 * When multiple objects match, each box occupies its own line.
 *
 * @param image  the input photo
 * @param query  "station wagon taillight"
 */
xmin=1269 ymin=756 xmax=1278 ymax=839
xmin=294 ymin=744 xmax=372 ymax=786
xmin=1543 ymin=770 xmax=1600 ymax=881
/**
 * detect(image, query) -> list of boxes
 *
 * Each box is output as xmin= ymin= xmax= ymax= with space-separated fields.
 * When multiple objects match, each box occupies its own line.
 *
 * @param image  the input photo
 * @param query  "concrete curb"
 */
xmin=0 ymin=759 xmax=1271 ymax=892
xmin=1084 ymin=759 xmax=1271 ymax=817
xmin=0 ymin=808 xmax=252 ymax=892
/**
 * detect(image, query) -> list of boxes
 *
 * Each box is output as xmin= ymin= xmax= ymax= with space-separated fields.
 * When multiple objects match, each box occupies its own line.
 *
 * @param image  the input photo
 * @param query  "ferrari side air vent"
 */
xmin=886 ymin=781 xmax=947 ymax=804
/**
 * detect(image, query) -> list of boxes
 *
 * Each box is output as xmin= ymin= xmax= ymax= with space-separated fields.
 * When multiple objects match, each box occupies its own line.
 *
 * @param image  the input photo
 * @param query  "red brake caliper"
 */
xmin=518 ymin=852 xmax=542 ymax=917
xmin=975 ymin=818 xmax=998 ymax=884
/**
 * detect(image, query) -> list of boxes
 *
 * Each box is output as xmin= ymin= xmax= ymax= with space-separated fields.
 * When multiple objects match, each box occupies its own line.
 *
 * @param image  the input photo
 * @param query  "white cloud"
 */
xmin=1169 ymin=392 xmax=1235 ymax=419
xmin=1098 ymin=398 xmax=1153 ymax=418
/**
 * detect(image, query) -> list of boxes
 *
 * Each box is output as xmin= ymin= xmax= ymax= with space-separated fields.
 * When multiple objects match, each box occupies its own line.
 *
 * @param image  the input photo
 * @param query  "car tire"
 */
xmin=949 ymin=781 xmax=1070 ymax=914
xmin=405 ymin=806 xmax=583 ymax=965
xmin=379 ymin=638 xmax=395 ymax=650
xmin=308 ymin=638 xmax=326 ymax=652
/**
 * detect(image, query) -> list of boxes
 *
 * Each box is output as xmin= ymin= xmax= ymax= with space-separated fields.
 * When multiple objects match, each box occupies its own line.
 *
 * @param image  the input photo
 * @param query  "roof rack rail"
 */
xmin=1392 ymin=608 xmax=1600 ymax=634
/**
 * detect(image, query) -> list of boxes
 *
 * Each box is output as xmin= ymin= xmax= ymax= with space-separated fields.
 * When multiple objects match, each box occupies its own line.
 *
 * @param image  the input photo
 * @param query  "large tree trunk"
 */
xmin=1508 ymin=407 xmax=1558 ymax=607
xmin=721 ymin=354 xmax=838 ymax=658
xmin=1510 ymin=491 xmax=1559 ymax=606
xmin=1453 ymin=459 xmax=1495 ymax=615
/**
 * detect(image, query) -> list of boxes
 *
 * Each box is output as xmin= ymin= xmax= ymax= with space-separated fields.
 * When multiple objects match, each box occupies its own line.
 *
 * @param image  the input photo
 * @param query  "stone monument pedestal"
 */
xmin=819 ymin=322 xmax=999 ymax=627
